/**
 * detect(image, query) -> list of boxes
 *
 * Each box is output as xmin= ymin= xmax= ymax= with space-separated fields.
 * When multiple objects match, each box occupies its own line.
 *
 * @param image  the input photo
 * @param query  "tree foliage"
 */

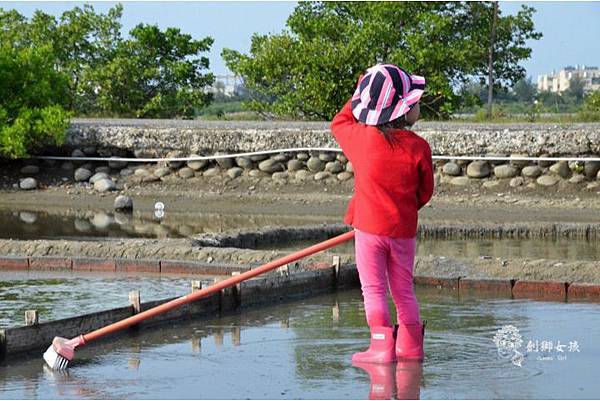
xmin=0 ymin=4 xmax=214 ymax=118
xmin=0 ymin=45 xmax=70 ymax=158
xmin=223 ymin=1 xmax=541 ymax=120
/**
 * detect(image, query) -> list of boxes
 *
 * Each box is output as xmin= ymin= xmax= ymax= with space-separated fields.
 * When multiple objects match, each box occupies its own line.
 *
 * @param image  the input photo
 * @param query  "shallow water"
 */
xmin=0 ymin=209 xmax=337 ymax=240
xmin=1 ymin=288 xmax=599 ymax=399
xmin=0 ymin=271 xmax=219 ymax=328
xmin=257 ymin=237 xmax=600 ymax=261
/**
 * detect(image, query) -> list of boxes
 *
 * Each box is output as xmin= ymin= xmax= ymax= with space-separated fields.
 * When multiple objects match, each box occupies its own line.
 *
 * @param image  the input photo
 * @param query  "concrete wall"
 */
xmin=65 ymin=119 xmax=600 ymax=157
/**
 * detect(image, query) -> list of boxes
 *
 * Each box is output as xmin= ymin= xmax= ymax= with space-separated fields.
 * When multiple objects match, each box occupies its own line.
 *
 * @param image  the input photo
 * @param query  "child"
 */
xmin=330 ymin=64 xmax=434 ymax=363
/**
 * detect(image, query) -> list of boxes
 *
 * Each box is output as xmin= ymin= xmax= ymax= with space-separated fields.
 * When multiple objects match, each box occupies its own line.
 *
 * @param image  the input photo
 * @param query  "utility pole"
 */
xmin=487 ymin=1 xmax=499 ymax=120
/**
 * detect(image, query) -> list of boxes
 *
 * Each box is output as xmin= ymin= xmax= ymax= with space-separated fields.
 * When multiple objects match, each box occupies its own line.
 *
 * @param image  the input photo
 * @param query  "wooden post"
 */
xmin=191 ymin=280 xmax=202 ymax=292
xmin=129 ymin=290 xmax=141 ymax=314
xmin=332 ymin=255 xmax=341 ymax=280
xmin=25 ymin=310 xmax=38 ymax=326
xmin=191 ymin=337 xmax=201 ymax=353
xmin=278 ymin=264 xmax=289 ymax=277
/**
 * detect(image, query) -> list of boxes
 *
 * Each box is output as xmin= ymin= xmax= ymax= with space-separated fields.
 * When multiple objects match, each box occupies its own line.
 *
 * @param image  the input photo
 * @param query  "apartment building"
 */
xmin=537 ymin=65 xmax=600 ymax=93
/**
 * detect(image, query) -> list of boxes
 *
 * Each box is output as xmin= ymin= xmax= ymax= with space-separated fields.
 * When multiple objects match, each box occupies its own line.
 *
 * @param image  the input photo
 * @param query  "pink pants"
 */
xmin=355 ymin=229 xmax=420 ymax=327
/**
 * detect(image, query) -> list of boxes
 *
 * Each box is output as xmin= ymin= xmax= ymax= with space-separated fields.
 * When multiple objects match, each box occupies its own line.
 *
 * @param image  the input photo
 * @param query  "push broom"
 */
xmin=43 ymin=230 xmax=355 ymax=370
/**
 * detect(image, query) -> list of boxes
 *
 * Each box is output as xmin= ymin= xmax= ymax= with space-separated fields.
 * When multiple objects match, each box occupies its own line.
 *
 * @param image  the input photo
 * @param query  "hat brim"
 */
xmin=352 ymin=74 xmax=425 ymax=126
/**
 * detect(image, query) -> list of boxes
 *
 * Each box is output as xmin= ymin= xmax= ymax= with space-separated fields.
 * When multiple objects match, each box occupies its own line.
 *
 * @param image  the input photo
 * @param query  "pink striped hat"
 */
xmin=351 ymin=64 xmax=425 ymax=126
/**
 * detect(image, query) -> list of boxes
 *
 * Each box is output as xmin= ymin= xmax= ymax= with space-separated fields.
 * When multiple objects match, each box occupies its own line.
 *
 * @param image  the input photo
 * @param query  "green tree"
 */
xmin=1 ymin=4 xmax=214 ymax=118
xmin=564 ymin=76 xmax=585 ymax=103
xmin=0 ymin=45 xmax=70 ymax=158
xmin=513 ymin=77 xmax=537 ymax=102
xmin=222 ymin=1 xmax=541 ymax=120
xmin=90 ymin=24 xmax=214 ymax=118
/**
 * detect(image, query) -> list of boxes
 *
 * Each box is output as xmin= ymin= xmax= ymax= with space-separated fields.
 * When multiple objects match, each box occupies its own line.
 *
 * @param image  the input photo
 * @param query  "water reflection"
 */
xmin=0 ymin=209 xmax=337 ymax=241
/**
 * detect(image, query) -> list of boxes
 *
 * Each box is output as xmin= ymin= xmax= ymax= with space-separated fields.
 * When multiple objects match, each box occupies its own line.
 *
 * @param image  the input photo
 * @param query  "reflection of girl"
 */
xmin=331 ymin=64 xmax=434 ymax=363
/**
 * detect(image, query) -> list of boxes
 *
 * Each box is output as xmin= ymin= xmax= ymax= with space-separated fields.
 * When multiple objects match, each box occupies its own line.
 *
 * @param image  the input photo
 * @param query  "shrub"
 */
xmin=0 ymin=45 xmax=70 ymax=158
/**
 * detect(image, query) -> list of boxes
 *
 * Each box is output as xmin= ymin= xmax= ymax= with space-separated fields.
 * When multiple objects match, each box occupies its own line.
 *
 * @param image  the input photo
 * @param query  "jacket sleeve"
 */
xmin=330 ymin=99 xmax=359 ymax=161
xmin=417 ymin=141 xmax=434 ymax=210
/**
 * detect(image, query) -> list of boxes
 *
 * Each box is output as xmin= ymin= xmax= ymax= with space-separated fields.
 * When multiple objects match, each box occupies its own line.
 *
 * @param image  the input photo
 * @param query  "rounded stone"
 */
xmin=510 ymin=153 xmax=529 ymax=168
xmin=307 ymin=157 xmax=325 ymax=172
xmin=135 ymin=168 xmax=151 ymax=177
xmin=114 ymin=195 xmax=133 ymax=211
xmin=108 ymin=157 xmax=128 ymax=169
xmin=538 ymin=154 xmax=553 ymax=168
xmin=337 ymin=172 xmax=353 ymax=181
xmin=82 ymin=146 xmax=97 ymax=155
xmin=295 ymin=170 xmax=311 ymax=181
xmin=319 ymin=152 xmax=336 ymax=162
xmin=568 ymin=174 xmax=586 ymax=184
xmin=509 ymin=177 xmax=525 ymax=187
xmin=235 ymin=157 xmax=254 ymax=170
xmin=61 ymin=162 xmax=74 ymax=170
xmin=337 ymin=154 xmax=348 ymax=163
xmin=272 ymin=171 xmax=289 ymax=180
xmin=587 ymin=182 xmax=600 ymax=190
xmin=94 ymin=178 xmax=116 ymax=192
xmin=536 ymin=175 xmax=560 ymax=187
xmin=258 ymin=158 xmax=284 ymax=173
xmin=296 ymin=152 xmax=309 ymax=161
xmin=584 ymin=161 xmax=600 ymax=179
xmin=203 ymin=167 xmax=221 ymax=177
xmin=20 ymin=165 xmax=39 ymax=175
xmin=95 ymin=166 xmax=111 ymax=174
xmin=19 ymin=177 xmax=37 ymax=190
xmin=466 ymin=161 xmax=491 ymax=178
xmin=314 ymin=171 xmax=331 ymax=181
xmin=89 ymin=172 xmax=109 ymax=184
xmin=154 ymin=167 xmax=171 ymax=178
xmin=287 ymin=159 xmax=304 ymax=172
xmin=80 ymin=162 xmax=94 ymax=171
xmin=71 ymin=149 xmax=86 ymax=158
xmin=142 ymin=174 xmax=160 ymax=183
xmin=178 ymin=167 xmax=195 ymax=179
xmin=442 ymin=162 xmax=461 ymax=176
xmin=215 ymin=155 xmax=235 ymax=169
xmin=120 ymin=168 xmax=134 ymax=177
xmin=273 ymin=154 xmax=289 ymax=162
xmin=493 ymin=165 xmax=519 ymax=179
xmin=163 ymin=151 xmax=184 ymax=169
xmin=450 ymin=176 xmax=470 ymax=186
xmin=522 ymin=166 xmax=543 ymax=178
xmin=482 ymin=181 xmax=500 ymax=189
xmin=227 ymin=167 xmax=243 ymax=179
xmin=74 ymin=167 xmax=93 ymax=182
xmin=249 ymin=154 xmax=269 ymax=162
xmin=346 ymin=161 xmax=354 ymax=173
xmin=325 ymin=161 xmax=344 ymax=174
xmin=187 ymin=157 xmax=208 ymax=171
xmin=549 ymin=162 xmax=570 ymax=178
xmin=248 ymin=169 xmax=268 ymax=178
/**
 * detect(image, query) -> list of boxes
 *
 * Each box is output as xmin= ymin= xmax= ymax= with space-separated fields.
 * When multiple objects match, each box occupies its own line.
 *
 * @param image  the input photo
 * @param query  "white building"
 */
xmin=208 ymin=75 xmax=243 ymax=97
xmin=537 ymin=65 xmax=600 ymax=94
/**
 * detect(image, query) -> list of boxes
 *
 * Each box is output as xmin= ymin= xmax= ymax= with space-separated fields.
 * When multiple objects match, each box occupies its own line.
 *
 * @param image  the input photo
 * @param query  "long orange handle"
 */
xmin=82 ymin=230 xmax=355 ymax=343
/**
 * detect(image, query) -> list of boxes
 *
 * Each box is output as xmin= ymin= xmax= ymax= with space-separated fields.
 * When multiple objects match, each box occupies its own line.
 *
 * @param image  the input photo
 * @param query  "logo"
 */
xmin=493 ymin=325 xmax=581 ymax=367
xmin=493 ymin=325 xmax=524 ymax=367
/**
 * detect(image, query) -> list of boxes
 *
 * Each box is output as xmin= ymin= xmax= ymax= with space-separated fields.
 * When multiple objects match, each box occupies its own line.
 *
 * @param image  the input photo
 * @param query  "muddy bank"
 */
xmin=0 ymin=237 xmax=599 ymax=284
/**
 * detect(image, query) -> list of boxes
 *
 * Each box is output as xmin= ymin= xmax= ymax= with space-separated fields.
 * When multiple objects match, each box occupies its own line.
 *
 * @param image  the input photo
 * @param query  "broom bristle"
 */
xmin=43 ymin=345 xmax=70 ymax=370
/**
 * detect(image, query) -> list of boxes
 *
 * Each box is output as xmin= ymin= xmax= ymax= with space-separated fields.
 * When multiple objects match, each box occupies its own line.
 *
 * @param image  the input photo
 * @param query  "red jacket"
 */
xmin=330 ymin=99 xmax=434 ymax=238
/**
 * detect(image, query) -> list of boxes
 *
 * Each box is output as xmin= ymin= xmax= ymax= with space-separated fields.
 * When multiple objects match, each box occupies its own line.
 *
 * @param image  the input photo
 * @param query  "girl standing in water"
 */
xmin=331 ymin=63 xmax=434 ymax=363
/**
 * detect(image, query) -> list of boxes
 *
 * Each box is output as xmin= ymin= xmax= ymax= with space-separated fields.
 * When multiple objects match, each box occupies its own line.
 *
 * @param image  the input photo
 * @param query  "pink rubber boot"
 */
xmin=352 ymin=326 xmax=396 ymax=364
xmin=352 ymin=362 xmax=396 ymax=400
xmin=395 ymin=321 xmax=426 ymax=361
xmin=396 ymin=361 xmax=423 ymax=400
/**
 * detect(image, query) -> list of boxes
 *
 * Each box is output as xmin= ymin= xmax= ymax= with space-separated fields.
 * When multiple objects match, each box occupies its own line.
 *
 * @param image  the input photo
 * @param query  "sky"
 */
xmin=1 ymin=1 xmax=599 ymax=81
